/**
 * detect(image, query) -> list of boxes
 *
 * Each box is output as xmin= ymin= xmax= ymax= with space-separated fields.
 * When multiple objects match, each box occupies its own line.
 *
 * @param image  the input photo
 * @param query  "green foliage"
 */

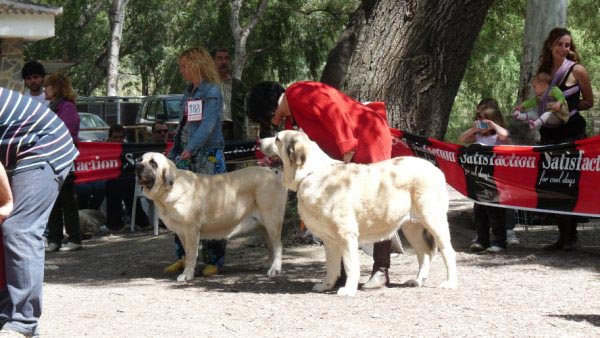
xmin=25 ymin=0 xmax=598 ymax=133
xmin=448 ymin=0 xmax=600 ymax=143
xmin=24 ymin=0 xmax=357 ymax=96
xmin=25 ymin=0 xmax=111 ymax=96
xmin=446 ymin=0 xmax=524 ymax=144
xmin=242 ymin=0 xmax=358 ymax=86
xmin=567 ymin=0 xmax=600 ymax=134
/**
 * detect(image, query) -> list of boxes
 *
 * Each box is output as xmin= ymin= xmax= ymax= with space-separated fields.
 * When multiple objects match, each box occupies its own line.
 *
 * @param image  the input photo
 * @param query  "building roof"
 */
xmin=0 ymin=0 xmax=62 ymax=15
xmin=0 ymin=0 xmax=63 ymax=41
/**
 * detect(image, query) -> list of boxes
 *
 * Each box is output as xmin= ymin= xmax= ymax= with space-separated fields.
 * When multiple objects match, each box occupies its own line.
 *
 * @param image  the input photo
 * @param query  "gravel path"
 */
xmin=41 ymin=187 xmax=600 ymax=337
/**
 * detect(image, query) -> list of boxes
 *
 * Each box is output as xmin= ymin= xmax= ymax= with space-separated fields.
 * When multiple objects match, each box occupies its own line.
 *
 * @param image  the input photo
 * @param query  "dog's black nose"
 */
xmin=135 ymin=163 xmax=144 ymax=175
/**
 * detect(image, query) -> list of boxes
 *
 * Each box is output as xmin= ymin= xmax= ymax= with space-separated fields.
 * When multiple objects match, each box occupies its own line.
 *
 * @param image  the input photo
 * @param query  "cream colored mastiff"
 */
xmin=261 ymin=130 xmax=457 ymax=296
xmin=135 ymin=152 xmax=287 ymax=282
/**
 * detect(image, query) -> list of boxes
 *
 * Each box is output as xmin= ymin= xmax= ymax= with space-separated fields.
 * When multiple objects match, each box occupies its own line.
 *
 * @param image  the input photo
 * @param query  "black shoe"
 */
xmin=542 ymin=240 xmax=564 ymax=251
xmin=362 ymin=268 xmax=389 ymax=290
xmin=561 ymin=241 xmax=578 ymax=251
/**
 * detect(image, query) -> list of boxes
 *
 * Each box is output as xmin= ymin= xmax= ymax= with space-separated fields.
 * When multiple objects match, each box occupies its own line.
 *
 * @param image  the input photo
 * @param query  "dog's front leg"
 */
xmin=338 ymin=237 xmax=359 ymax=297
xmin=312 ymin=241 xmax=341 ymax=293
xmin=177 ymin=231 xmax=200 ymax=282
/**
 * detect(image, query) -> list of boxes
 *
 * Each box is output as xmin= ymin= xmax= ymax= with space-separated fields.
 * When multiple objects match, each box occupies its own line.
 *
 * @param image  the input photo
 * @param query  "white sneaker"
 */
xmin=486 ymin=245 xmax=504 ymax=253
xmin=45 ymin=242 xmax=60 ymax=252
xmin=58 ymin=242 xmax=82 ymax=252
xmin=506 ymin=230 xmax=520 ymax=246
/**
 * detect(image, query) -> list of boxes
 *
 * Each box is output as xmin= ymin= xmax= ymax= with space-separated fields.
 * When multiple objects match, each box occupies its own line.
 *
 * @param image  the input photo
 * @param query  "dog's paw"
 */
xmin=403 ymin=278 xmax=423 ymax=287
xmin=439 ymin=280 xmax=458 ymax=289
xmin=176 ymin=272 xmax=194 ymax=282
xmin=337 ymin=287 xmax=357 ymax=297
xmin=312 ymin=282 xmax=333 ymax=292
xmin=266 ymin=267 xmax=281 ymax=276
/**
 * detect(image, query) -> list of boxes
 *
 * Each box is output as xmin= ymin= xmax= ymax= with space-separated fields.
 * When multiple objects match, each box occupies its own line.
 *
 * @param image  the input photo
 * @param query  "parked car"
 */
xmin=79 ymin=112 xmax=109 ymax=142
xmin=137 ymin=94 xmax=183 ymax=139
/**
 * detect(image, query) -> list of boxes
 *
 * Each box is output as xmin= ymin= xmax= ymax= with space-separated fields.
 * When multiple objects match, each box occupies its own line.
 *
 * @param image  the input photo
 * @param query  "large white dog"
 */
xmin=261 ymin=130 xmax=457 ymax=296
xmin=135 ymin=152 xmax=287 ymax=282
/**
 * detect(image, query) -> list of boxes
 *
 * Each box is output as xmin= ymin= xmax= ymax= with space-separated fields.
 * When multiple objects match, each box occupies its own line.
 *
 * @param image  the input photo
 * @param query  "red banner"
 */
xmin=391 ymin=128 xmax=600 ymax=217
xmin=73 ymin=140 xmax=259 ymax=183
xmin=73 ymin=133 xmax=600 ymax=217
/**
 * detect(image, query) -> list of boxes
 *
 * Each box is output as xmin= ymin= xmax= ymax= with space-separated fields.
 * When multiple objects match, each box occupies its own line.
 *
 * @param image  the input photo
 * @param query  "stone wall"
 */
xmin=0 ymin=38 xmax=24 ymax=92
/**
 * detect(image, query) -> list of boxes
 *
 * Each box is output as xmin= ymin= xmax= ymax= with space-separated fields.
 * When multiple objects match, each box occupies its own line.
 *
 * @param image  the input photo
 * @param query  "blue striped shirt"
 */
xmin=0 ymin=87 xmax=79 ymax=173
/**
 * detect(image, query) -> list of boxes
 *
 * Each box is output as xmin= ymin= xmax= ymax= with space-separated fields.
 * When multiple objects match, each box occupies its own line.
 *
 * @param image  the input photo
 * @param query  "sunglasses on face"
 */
xmin=154 ymin=129 xmax=168 ymax=134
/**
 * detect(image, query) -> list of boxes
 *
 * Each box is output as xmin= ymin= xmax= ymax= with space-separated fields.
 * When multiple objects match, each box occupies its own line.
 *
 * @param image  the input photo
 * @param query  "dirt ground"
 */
xmin=42 ymin=187 xmax=599 ymax=337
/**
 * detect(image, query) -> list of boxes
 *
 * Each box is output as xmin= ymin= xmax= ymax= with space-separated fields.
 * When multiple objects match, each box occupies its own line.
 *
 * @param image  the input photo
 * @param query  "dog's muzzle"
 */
xmin=135 ymin=163 xmax=155 ymax=188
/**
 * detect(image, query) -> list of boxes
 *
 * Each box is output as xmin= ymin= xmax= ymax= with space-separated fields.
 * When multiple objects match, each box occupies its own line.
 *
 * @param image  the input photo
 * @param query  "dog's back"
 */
xmin=296 ymin=155 xmax=448 ymax=243
xmin=184 ymin=166 xmax=287 ymax=239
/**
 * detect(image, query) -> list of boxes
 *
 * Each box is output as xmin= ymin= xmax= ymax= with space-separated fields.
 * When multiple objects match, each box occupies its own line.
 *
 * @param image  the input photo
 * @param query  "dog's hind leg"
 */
xmin=260 ymin=222 xmax=283 ymax=276
xmin=418 ymin=206 xmax=458 ymax=289
xmin=401 ymin=221 xmax=434 ymax=287
xmin=313 ymin=241 xmax=341 ymax=293
xmin=177 ymin=231 xmax=201 ymax=282
xmin=436 ymin=235 xmax=458 ymax=289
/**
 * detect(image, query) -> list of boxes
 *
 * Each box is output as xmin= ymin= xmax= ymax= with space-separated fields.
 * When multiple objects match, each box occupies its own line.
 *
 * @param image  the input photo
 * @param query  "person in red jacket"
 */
xmin=247 ymin=81 xmax=393 ymax=290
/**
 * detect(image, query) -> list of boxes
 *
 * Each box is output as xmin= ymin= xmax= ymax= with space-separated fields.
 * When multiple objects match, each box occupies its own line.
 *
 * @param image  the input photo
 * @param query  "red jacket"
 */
xmin=285 ymin=81 xmax=391 ymax=163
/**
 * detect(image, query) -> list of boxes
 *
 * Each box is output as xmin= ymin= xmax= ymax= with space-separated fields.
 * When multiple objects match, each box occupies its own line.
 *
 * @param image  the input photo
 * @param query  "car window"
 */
xmin=80 ymin=114 xmax=108 ymax=128
xmin=146 ymin=100 xmax=162 ymax=120
xmin=166 ymin=99 xmax=181 ymax=119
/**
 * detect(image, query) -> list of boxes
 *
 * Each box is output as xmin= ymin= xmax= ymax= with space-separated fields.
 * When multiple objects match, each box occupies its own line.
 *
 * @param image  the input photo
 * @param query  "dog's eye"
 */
xmin=150 ymin=159 xmax=158 ymax=169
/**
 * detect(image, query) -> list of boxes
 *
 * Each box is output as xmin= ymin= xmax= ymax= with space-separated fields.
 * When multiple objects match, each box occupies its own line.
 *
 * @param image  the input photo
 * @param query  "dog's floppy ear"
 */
xmin=162 ymin=162 xmax=175 ymax=187
xmin=286 ymin=138 xmax=307 ymax=167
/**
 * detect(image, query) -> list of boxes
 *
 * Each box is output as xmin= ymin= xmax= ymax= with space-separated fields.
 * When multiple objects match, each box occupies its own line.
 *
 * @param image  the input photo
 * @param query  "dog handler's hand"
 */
xmin=180 ymin=150 xmax=192 ymax=160
xmin=343 ymin=151 xmax=355 ymax=163
xmin=0 ymin=162 xmax=13 ymax=225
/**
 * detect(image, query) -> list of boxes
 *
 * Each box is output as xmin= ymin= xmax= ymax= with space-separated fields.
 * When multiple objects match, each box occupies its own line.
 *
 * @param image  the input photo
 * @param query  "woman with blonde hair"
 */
xmin=44 ymin=72 xmax=82 ymax=252
xmin=165 ymin=47 xmax=227 ymax=276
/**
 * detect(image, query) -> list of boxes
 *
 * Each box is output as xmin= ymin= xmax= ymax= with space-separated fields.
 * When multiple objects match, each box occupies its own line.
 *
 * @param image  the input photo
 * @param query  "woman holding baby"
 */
xmin=533 ymin=27 xmax=594 ymax=251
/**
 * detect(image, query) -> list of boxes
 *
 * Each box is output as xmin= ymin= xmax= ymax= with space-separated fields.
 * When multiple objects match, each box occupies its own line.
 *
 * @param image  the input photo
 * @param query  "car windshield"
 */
xmin=80 ymin=113 xmax=108 ymax=128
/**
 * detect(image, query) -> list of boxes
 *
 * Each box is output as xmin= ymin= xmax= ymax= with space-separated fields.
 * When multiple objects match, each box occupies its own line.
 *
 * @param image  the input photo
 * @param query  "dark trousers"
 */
xmin=555 ymin=214 xmax=578 ymax=243
xmin=373 ymin=240 xmax=391 ymax=269
xmin=474 ymin=203 xmax=506 ymax=248
xmin=105 ymin=178 xmax=149 ymax=230
xmin=75 ymin=180 xmax=106 ymax=210
xmin=505 ymin=208 xmax=516 ymax=231
xmin=48 ymin=176 xmax=81 ymax=245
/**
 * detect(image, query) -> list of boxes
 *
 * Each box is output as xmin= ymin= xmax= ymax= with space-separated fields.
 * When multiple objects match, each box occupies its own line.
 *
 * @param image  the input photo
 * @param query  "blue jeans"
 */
xmin=0 ymin=163 xmax=68 ymax=336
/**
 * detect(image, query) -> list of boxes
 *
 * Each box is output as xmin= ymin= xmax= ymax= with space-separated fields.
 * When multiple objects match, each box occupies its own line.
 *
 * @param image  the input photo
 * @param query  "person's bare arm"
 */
xmin=573 ymin=64 xmax=594 ymax=111
xmin=0 ymin=162 xmax=13 ymax=224
xmin=457 ymin=122 xmax=479 ymax=145
xmin=486 ymin=120 xmax=509 ymax=142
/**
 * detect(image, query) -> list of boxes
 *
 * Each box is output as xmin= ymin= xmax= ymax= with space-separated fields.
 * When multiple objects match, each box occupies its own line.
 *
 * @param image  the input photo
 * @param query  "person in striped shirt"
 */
xmin=0 ymin=87 xmax=79 ymax=337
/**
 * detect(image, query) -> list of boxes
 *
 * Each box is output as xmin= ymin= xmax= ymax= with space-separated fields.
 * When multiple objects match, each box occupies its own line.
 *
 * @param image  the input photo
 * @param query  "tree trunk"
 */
xmin=512 ymin=0 xmax=566 ymax=145
xmin=107 ymin=0 xmax=130 ymax=96
xmin=322 ymin=0 xmax=493 ymax=140
xmin=320 ymin=0 xmax=377 ymax=89
xmin=230 ymin=0 xmax=269 ymax=80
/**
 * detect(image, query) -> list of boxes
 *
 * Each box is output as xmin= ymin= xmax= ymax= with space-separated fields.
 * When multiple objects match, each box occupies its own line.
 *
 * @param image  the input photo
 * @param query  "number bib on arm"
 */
xmin=187 ymin=99 xmax=203 ymax=122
